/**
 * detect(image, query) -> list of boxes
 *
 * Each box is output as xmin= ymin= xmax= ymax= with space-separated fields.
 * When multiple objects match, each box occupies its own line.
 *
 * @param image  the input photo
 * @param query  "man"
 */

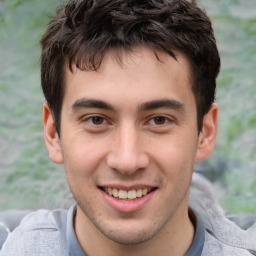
xmin=1 ymin=0 xmax=255 ymax=255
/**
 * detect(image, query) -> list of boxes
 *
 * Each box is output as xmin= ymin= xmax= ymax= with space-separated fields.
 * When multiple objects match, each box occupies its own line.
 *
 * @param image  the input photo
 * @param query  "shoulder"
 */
xmin=203 ymin=230 xmax=255 ymax=256
xmin=190 ymin=173 xmax=256 ymax=256
xmin=0 ymin=208 xmax=69 ymax=256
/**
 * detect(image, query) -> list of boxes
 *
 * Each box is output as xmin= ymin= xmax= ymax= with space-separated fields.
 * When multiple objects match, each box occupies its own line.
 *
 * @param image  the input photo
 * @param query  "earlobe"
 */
xmin=196 ymin=103 xmax=218 ymax=161
xmin=43 ymin=102 xmax=63 ymax=164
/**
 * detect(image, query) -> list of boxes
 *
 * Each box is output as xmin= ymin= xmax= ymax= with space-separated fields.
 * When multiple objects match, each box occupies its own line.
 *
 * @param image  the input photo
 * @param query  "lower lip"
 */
xmin=100 ymin=189 xmax=157 ymax=213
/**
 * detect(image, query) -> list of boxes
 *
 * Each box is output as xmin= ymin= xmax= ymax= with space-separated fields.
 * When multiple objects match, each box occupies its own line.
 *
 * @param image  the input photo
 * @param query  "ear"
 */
xmin=43 ymin=102 xmax=63 ymax=164
xmin=196 ymin=103 xmax=218 ymax=161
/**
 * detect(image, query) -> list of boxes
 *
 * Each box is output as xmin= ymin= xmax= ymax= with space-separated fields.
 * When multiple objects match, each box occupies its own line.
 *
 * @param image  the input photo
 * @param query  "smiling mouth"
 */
xmin=99 ymin=187 xmax=157 ymax=200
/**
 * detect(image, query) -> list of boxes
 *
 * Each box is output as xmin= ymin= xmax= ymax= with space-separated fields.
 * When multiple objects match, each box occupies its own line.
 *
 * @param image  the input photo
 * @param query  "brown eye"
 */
xmin=91 ymin=116 xmax=105 ymax=125
xmin=153 ymin=116 xmax=167 ymax=125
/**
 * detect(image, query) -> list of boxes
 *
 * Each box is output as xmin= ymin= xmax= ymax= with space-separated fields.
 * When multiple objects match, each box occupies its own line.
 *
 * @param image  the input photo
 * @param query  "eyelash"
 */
xmin=147 ymin=116 xmax=171 ymax=125
xmin=82 ymin=115 xmax=109 ymax=126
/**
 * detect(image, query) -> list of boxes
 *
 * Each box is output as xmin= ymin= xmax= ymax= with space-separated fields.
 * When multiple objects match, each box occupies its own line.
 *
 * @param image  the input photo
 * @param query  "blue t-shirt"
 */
xmin=66 ymin=205 xmax=86 ymax=256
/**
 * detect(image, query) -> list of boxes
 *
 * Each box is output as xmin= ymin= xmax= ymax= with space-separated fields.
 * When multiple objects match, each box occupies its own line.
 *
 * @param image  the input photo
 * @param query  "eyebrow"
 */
xmin=72 ymin=98 xmax=115 ymax=112
xmin=139 ymin=98 xmax=185 ymax=112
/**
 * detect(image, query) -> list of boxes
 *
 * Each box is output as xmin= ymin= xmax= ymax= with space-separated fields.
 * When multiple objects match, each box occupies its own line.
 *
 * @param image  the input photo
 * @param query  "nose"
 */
xmin=106 ymin=124 xmax=149 ymax=175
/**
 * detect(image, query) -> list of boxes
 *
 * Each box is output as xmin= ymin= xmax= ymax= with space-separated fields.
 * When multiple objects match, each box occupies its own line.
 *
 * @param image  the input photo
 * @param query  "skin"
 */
xmin=43 ymin=46 xmax=218 ymax=256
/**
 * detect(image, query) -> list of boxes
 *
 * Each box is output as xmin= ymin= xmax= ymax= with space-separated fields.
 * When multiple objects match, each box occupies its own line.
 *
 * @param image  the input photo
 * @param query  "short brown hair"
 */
xmin=41 ymin=0 xmax=220 ymax=135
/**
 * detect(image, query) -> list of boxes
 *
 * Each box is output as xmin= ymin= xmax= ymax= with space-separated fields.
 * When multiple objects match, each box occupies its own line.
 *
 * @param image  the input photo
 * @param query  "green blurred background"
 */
xmin=0 ymin=0 xmax=255 ymax=213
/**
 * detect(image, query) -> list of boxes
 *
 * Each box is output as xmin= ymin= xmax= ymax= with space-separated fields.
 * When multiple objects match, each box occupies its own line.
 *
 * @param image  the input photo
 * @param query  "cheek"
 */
xmin=149 ymin=133 xmax=198 ymax=176
xmin=61 ymin=134 xmax=110 ymax=178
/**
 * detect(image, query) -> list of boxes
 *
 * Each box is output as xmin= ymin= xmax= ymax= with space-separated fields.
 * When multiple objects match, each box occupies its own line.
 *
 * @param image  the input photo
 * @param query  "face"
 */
xmin=44 ymin=46 xmax=217 ymax=246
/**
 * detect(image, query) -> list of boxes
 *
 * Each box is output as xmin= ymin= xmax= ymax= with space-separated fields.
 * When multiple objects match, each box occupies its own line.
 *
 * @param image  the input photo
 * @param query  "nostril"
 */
xmin=106 ymin=153 xmax=149 ymax=175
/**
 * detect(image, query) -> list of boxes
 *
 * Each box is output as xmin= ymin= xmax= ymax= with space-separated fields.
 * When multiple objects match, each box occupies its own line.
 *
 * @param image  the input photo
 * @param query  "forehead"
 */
xmin=63 ymin=46 xmax=194 ymax=110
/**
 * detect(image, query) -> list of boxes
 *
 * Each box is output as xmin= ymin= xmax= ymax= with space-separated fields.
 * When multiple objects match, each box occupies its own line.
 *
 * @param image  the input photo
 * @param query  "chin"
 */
xmin=102 ymin=228 xmax=156 ymax=245
xmin=96 ymin=218 xmax=167 ymax=246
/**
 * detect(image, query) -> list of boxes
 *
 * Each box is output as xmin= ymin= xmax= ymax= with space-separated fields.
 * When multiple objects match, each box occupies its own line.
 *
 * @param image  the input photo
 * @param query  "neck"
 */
xmin=74 ymin=204 xmax=195 ymax=256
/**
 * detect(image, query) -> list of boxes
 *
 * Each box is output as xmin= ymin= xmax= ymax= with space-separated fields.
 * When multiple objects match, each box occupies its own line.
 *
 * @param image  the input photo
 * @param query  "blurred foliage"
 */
xmin=0 ymin=0 xmax=72 ymax=210
xmin=198 ymin=0 xmax=256 ymax=214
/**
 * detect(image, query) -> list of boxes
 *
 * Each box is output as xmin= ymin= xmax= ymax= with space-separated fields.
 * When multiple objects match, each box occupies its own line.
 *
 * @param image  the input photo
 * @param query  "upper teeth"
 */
xmin=104 ymin=187 xmax=151 ymax=200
